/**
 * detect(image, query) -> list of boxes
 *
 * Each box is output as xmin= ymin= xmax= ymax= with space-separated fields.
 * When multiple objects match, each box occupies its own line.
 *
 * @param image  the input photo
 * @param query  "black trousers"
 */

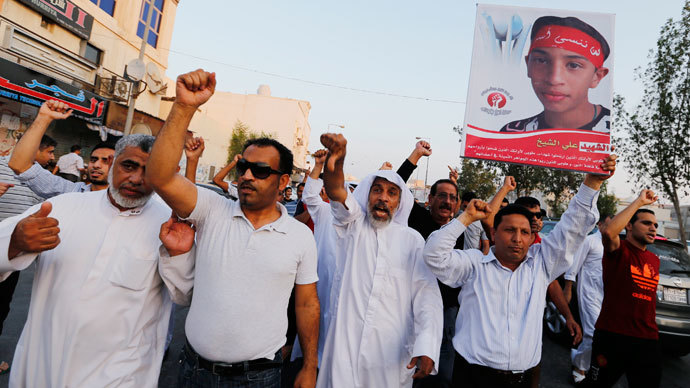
xmin=452 ymin=352 xmax=535 ymax=388
xmin=582 ymin=330 xmax=661 ymax=388
xmin=0 ymin=271 xmax=20 ymax=335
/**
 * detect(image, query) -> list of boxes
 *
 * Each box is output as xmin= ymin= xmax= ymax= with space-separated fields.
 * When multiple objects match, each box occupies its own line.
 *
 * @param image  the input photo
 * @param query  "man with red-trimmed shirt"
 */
xmin=583 ymin=189 xmax=661 ymax=388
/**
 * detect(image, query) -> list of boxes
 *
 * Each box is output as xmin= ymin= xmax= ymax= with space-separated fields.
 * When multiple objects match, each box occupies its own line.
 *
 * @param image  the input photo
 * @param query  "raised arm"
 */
xmin=212 ymin=154 xmax=241 ymax=192
xmin=184 ymin=136 xmax=205 ymax=183
xmin=424 ymin=199 xmax=492 ymax=287
xmin=146 ymin=70 xmax=216 ymax=218
xmin=396 ymin=140 xmax=431 ymax=183
xmin=9 ymin=101 xmax=71 ymax=174
xmin=482 ymin=176 xmax=516 ymax=231
xmin=320 ymin=133 xmax=348 ymax=204
xmin=538 ymin=155 xmax=617 ymax=280
xmin=601 ymin=189 xmax=657 ymax=253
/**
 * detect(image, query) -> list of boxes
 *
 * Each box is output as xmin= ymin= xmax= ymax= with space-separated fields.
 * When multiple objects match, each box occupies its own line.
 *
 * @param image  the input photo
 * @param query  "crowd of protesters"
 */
xmin=0 ymin=67 xmax=663 ymax=388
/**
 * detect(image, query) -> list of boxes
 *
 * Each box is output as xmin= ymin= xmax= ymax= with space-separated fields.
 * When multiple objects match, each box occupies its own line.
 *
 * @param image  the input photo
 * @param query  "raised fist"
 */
xmin=460 ymin=199 xmax=492 ymax=224
xmin=448 ymin=166 xmax=458 ymax=184
xmin=320 ymin=133 xmax=347 ymax=173
xmin=9 ymin=202 xmax=60 ymax=257
xmin=312 ymin=149 xmax=328 ymax=165
xmin=38 ymin=100 xmax=72 ymax=121
xmin=380 ymin=162 xmax=393 ymax=170
xmin=184 ymin=137 xmax=205 ymax=160
xmin=502 ymin=176 xmax=517 ymax=191
xmin=415 ymin=140 xmax=432 ymax=157
xmin=637 ymin=189 xmax=658 ymax=206
xmin=176 ymin=69 xmax=216 ymax=109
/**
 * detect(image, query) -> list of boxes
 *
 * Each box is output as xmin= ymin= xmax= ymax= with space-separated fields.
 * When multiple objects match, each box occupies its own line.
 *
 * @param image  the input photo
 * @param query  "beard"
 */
xmin=107 ymin=170 xmax=152 ymax=209
xmin=367 ymin=201 xmax=397 ymax=229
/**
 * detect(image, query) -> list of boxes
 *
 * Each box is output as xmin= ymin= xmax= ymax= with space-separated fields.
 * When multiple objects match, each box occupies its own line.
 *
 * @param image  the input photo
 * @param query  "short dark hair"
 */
xmin=297 ymin=182 xmax=305 ymax=189
xmin=430 ymin=179 xmax=458 ymax=197
xmin=598 ymin=213 xmax=613 ymax=224
xmin=494 ymin=204 xmax=535 ymax=229
xmin=285 ymin=186 xmax=292 ymax=192
xmin=461 ymin=191 xmax=477 ymax=203
xmin=92 ymin=142 xmax=115 ymax=153
xmin=70 ymin=144 xmax=82 ymax=152
xmin=39 ymin=135 xmax=57 ymax=150
xmin=243 ymin=138 xmax=293 ymax=175
xmin=541 ymin=209 xmax=547 ymax=218
xmin=501 ymin=198 xmax=509 ymax=204
xmin=531 ymin=16 xmax=610 ymax=61
xmin=515 ymin=196 xmax=542 ymax=209
xmin=630 ymin=209 xmax=655 ymax=225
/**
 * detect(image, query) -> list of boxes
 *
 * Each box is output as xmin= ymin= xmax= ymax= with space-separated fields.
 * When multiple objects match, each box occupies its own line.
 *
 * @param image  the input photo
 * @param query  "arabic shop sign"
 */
xmin=17 ymin=0 xmax=93 ymax=39
xmin=0 ymin=57 xmax=107 ymax=125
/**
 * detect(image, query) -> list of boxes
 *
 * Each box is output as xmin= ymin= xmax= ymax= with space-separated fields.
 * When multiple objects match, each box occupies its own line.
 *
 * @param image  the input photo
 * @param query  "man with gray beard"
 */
xmin=0 ymin=134 xmax=195 ymax=387
xmin=316 ymin=133 xmax=443 ymax=388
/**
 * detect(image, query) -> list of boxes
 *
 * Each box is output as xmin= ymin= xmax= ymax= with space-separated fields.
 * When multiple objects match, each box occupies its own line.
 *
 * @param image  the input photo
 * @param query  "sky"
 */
xmin=164 ymin=0 xmax=687 ymax=203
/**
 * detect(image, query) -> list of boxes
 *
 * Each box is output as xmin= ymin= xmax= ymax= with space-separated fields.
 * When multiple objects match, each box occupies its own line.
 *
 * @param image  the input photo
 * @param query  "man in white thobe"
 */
xmin=316 ymin=133 xmax=443 ymax=388
xmin=292 ymin=149 xmax=338 ymax=366
xmin=0 ymin=134 xmax=194 ymax=387
xmin=563 ymin=215 xmax=612 ymax=382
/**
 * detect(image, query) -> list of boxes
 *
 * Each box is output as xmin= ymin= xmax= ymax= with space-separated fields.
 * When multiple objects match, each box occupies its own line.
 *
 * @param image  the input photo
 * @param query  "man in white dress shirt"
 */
xmin=563 ymin=214 xmax=612 ymax=383
xmin=0 ymin=134 xmax=195 ymax=387
xmin=146 ymin=69 xmax=320 ymax=388
xmin=316 ymin=133 xmax=443 ymax=388
xmin=423 ymin=155 xmax=616 ymax=388
xmin=53 ymin=144 xmax=85 ymax=182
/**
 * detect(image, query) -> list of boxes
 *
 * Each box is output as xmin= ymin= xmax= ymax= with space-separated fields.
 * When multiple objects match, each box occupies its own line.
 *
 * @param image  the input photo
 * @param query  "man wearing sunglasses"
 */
xmin=146 ymin=69 xmax=320 ymax=388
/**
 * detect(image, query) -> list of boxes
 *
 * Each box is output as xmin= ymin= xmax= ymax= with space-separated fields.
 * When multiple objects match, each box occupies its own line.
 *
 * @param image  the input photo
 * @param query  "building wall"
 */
xmin=161 ymin=85 xmax=312 ymax=183
xmin=0 ymin=0 xmax=178 ymax=118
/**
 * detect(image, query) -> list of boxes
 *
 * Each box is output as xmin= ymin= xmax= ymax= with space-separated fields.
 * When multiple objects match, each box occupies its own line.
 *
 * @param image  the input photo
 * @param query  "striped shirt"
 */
xmin=17 ymin=162 xmax=91 ymax=199
xmin=0 ymin=157 xmax=44 ymax=221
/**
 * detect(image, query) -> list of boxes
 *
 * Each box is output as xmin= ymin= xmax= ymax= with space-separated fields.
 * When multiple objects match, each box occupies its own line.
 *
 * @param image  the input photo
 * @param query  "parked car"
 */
xmin=543 ymin=235 xmax=690 ymax=357
xmin=196 ymin=182 xmax=236 ymax=201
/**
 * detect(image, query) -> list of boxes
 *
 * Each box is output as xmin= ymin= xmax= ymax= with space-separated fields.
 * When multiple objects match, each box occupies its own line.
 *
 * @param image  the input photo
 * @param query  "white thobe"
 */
xmin=291 ymin=177 xmax=337 ymax=365
xmin=317 ymin=185 xmax=443 ymax=388
xmin=0 ymin=190 xmax=194 ymax=388
xmin=565 ymin=231 xmax=604 ymax=371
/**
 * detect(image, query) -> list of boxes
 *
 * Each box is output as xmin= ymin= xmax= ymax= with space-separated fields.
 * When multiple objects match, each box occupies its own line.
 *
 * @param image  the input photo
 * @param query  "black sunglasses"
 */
xmin=236 ymin=158 xmax=284 ymax=179
xmin=531 ymin=211 xmax=543 ymax=219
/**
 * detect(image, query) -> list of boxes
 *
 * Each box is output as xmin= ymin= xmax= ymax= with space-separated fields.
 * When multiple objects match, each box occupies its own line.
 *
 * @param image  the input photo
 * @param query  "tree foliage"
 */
xmin=597 ymin=181 xmax=619 ymax=218
xmin=226 ymin=120 xmax=274 ymax=179
xmin=614 ymin=1 xmax=690 ymax=246
xmin=456 ymin=158 xmax=497 ymax=200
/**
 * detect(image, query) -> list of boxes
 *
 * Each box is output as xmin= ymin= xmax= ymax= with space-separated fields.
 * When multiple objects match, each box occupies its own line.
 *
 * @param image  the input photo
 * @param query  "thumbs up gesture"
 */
xmin=9 ymin=202 xmax=60 ymax=258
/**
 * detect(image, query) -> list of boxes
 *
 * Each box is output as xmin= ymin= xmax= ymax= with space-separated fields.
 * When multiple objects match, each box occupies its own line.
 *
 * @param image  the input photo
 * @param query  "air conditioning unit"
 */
xmin=96 ymin=75 xmax=131 ymax=102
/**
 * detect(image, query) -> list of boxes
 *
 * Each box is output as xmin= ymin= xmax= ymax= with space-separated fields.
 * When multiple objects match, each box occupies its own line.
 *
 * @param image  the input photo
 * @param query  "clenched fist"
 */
xmin=9 ymin=202 xmax=60 ymax=259
xmin=175 ymin=69 xmax=216 ymax=109
xmin=320 ymin=133 xmax=347 ymax=173
xmin=458 ymin=199 xmax=492 ymax=226
xmin=38 ymin=100 xmax=72 ymax=121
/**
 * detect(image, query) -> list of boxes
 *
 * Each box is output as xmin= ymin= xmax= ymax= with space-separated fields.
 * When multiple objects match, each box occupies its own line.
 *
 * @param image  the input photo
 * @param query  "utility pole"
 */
xmin=124 ymin=2 xmax=155 ymax=135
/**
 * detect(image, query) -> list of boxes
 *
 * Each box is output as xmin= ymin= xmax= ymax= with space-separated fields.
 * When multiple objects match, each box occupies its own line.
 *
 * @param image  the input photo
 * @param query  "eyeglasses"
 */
xmin=531 ymin=211 xmax=543 ymax=219
xmin=433 ymin=192 xmax=458 ymax=201
xmin=236 ymin=158 xmax=284 ymax=179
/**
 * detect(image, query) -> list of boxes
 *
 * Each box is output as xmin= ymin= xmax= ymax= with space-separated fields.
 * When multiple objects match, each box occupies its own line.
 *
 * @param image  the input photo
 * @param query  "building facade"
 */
xmin=0 ymin=0 xmax=179 ymax=158
xmin=162 ymin=84 xmax=313 ymax=184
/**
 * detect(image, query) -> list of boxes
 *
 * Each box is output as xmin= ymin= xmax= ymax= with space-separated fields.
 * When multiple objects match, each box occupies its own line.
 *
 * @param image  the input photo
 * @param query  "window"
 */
xmin=84 ymin=43 xmax=102 ymax=65
xmin=90 ymin=0 xmax=116 ymax=16
xmin=136 ymin=0 xmax=164 ymax=48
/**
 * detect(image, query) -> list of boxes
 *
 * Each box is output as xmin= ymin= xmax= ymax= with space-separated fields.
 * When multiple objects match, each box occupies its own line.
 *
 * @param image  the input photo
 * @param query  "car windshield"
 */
xmin=648 ymin=241 xmax=690 ymax=274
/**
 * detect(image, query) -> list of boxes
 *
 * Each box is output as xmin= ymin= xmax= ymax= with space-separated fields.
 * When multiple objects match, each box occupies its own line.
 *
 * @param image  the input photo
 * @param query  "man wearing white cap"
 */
xmin=316 ymin=133 xmax=443 ymax=388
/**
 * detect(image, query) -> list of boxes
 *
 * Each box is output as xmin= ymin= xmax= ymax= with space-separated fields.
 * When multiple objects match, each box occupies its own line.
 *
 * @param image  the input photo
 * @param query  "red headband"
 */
xmin=528 ymin=25 xmax=605 ymax=68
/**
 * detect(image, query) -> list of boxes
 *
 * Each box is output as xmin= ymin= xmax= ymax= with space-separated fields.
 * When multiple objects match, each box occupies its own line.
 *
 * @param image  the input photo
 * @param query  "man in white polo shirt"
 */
xmin=146 ymin=69 xmax=320 ymax=388
xmin=53 ymin=144 xmax=85 ymax=182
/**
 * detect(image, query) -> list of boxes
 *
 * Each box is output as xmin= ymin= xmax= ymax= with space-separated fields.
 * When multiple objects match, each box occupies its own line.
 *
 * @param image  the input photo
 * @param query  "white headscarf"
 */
xmin=352 ymin=170 xmax=413 ymax=226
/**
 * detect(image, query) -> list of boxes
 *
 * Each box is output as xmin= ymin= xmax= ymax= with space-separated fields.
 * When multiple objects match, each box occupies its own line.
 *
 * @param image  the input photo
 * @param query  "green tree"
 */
xmin=456 ymin=159 xmax=497 ymax=200
xmin=597 ymin=181 xmax=619 ymax=218
xmin=614 ymin=1 xmax=690 ymax=246
xmin=226 ymin=120 xmax=274 ymax=179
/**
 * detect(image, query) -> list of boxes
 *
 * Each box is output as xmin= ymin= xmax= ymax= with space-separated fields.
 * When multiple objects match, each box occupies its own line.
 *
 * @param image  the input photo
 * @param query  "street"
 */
xmin=1 ymin=264 xmax=688 ymax=387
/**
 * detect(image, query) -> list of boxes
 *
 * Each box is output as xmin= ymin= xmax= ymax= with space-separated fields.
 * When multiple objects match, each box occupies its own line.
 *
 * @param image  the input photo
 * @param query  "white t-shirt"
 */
xmin=183 ymin=187 xmax=318 ymax=363
xmin=56 ymin=152 xmax=84 ymax=177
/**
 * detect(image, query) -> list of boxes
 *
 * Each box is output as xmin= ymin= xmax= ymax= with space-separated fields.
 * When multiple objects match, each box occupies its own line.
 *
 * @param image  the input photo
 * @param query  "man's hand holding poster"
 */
xmin=461 ymin=4 xmax=614 ymax=174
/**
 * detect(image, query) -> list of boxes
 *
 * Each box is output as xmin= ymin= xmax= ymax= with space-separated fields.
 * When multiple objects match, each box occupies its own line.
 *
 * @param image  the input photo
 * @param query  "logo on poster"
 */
xmin=480 ymin=87 xmax=513 ymax=116
xmin=487 ymin=92 xmax=507 ymax=109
